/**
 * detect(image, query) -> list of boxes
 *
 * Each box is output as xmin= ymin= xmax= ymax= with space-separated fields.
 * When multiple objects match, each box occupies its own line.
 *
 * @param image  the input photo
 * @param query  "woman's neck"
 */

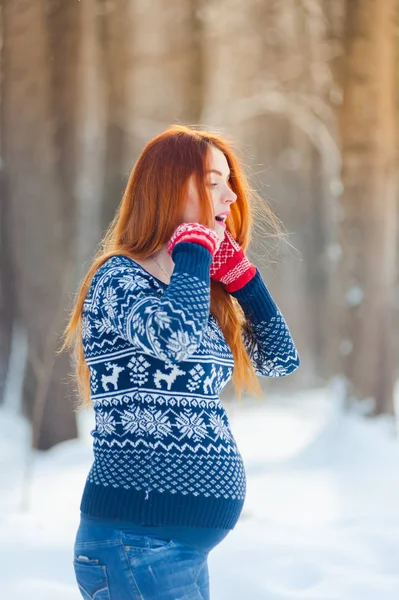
xmin=151 ymin=246 xmax=174 ymax=279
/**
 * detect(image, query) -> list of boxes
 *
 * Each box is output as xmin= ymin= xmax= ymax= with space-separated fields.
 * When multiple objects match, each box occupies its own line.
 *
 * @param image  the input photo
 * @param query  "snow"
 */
xmin=345 ymin=285 xmax=364 ymax=307
xmin=1 ymin=383 xmax=399 ymax=600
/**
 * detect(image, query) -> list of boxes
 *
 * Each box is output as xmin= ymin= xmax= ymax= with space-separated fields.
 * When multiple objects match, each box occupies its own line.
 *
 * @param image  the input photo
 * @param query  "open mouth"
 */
xmin=215 ymin=215 xmax=227 ymax=226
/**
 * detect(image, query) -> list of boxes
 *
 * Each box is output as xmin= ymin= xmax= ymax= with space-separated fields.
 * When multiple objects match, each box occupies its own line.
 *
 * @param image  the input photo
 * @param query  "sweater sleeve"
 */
xmin=94 ymin=242 xmax=212 ymax=364
xmin=229 ymin=268 xmax=300 ymax=377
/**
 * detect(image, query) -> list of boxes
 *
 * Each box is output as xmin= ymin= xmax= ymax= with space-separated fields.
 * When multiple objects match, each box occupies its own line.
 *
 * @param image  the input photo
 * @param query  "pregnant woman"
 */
xmin=62 ymin=124 xmax=300 ymax=599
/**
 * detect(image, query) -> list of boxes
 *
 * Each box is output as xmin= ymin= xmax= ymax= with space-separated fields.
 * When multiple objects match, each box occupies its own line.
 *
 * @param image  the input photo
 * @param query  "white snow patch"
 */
xmin=1 ymin=382 xmax=399 ymax=599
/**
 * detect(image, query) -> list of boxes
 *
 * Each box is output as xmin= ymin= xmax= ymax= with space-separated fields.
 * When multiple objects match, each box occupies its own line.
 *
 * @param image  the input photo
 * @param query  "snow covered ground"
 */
xmin=1 ymin=383 xmax=399 ymax=600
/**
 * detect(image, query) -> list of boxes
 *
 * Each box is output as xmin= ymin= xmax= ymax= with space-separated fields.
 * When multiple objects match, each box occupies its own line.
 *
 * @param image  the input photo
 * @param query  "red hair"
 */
xmin=60 ymin=124 xmax=286 ymax=408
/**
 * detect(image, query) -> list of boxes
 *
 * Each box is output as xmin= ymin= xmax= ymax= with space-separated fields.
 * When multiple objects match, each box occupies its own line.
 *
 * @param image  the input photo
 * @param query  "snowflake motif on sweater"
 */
xmin=79 ymin=242 xmax=300 ymax=530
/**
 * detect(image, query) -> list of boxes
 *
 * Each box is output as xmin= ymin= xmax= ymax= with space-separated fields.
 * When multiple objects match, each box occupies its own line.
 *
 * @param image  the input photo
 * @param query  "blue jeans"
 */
xmin=73 ymin=518 xmax=210 ymax=599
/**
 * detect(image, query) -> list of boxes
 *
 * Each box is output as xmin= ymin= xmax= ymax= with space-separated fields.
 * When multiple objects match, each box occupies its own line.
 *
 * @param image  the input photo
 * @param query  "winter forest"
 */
xmin=1 ymin=1 xmax=399 ymax=599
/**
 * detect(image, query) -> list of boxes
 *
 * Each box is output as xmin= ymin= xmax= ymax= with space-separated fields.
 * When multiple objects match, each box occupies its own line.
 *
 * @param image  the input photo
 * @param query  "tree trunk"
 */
xmin=336 ymin=0 xmax=398 ymax=414
xmin=2 ymin=0 xmax=77 ymax=448
xmin=0 ymin=5 xmax=14 ymax=405
xmin=201 ymin=0 xmax=339 ymax=391
xmin=97 ymin=0 xmax=130 ymax=230
xmin=123 ymin=0 xmax=203 ymax=161
xmin=74 ymin=0 xmax=105 ymax=274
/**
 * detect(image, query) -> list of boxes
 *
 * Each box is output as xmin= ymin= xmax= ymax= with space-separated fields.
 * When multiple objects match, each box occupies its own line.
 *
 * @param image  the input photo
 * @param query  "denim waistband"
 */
xmin=77 ymin=513 xmax=230 ymax=553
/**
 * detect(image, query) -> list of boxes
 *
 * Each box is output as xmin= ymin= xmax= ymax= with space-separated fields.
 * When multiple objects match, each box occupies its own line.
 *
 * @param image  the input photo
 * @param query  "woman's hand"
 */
xmin=166 ymin=222 xmax=221 ymax=258
xmin=210 ymin=229 xmax=257 ymax=292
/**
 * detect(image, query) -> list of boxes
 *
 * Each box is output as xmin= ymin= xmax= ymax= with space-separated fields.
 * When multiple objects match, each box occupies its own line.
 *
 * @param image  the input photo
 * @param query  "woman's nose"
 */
xmin=225 ymin=191 xmax=237 ymax=203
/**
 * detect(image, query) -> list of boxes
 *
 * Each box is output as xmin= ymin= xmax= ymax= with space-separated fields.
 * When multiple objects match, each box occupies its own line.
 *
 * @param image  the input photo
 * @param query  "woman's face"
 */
xmin=183 ymin=146 xmax=237 ymax=239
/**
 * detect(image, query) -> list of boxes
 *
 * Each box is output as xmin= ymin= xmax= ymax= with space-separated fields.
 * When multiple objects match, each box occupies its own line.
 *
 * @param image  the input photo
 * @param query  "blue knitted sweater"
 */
xmin=80 ymin=241 xmax=300 ymax=531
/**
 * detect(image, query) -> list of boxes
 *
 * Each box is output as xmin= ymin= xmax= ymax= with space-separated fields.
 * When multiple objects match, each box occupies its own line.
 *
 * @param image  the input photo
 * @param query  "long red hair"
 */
xmin=60 ymin=124 xmax=286 ymax=408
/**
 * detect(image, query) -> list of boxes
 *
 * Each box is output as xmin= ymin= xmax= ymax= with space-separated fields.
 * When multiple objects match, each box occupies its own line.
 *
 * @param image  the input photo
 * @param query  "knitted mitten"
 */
xmin=166 ymin=222 xmax=220 ymax=259
xmin=210 ymin=229 xmax=257 ymax=292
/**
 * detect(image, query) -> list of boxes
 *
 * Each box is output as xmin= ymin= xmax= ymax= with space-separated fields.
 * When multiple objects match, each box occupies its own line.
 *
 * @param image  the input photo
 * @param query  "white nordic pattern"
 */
xmin=80 ymin=253 xmax=299 ymax=515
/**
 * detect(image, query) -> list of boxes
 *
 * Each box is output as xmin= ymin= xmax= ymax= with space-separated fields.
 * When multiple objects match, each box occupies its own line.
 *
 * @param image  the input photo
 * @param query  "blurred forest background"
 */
xmin=0 ymin=0 xmax=398 ymax=450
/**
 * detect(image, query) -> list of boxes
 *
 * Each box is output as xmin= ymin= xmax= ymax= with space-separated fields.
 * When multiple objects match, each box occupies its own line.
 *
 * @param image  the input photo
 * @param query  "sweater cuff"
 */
xmin=171 ymin=242 xmax=213 ymax=283
xmin=229 ymin=267 xmax=278 ymax=323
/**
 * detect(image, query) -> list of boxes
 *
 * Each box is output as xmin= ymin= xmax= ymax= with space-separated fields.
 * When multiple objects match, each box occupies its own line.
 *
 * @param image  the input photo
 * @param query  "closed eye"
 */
xmin=206 ymin=169 xmax=231 ymax=181
xmin=209 ymin=178 xmax=230 ymax=187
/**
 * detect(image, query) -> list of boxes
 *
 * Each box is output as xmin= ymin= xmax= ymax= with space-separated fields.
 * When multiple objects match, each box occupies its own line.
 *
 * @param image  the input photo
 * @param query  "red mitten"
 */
xmin=166 ymin=222 xmax=220 ymax=259
xmin=210 ymin=229 xmax=257 ymax=292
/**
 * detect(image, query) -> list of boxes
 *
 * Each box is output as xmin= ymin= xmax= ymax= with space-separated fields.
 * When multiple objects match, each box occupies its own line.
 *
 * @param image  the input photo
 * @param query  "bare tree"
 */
xmin=2 ymin=0 xmax=77 ymax=448
xmin=0 ymin=3 xmax=15 ymax=405
xmin=122 ymin=0 xmax=204 ymax=158
xmin=74 ymin=0 xmax=106 ymax=272
xmin=201 ymin=0 xmax=341 ymax=390
xmin=335 ymin=0 xmax=398 ymax=414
